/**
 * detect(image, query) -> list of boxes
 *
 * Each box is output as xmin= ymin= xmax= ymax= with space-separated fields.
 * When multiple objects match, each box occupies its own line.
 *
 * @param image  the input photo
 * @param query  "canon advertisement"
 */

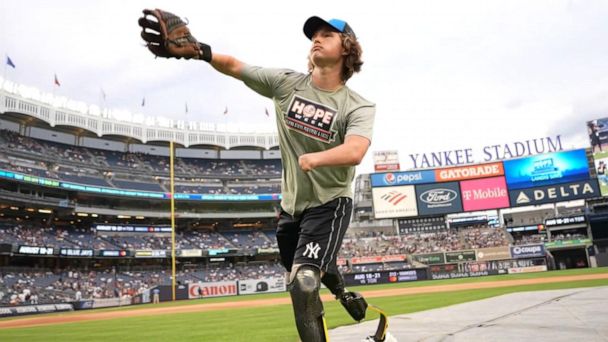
xmin=415 ymin=182 xmax=463 ymax=215
xmin=370 ymin=170 xmax=436 ymax=187
xmin=503 ymin=149 xmax=590 ymax=190
xmin=510 ymin=244 xmax=546 ymax=258
xmin=509 ymin=179 xmax=600 ymax=207
xmin=188 ymin=281 xmax=238 ymax=299
xmin=460 ymin=176 xmax=510 ymax=212
xmin=372 ymin=185 xmax=418 ymax=219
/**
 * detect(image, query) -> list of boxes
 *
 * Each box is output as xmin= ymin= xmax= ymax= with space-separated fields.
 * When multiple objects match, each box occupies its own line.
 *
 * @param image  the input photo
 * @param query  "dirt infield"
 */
xmin=1 ymin=273 xmax=607 ymax=330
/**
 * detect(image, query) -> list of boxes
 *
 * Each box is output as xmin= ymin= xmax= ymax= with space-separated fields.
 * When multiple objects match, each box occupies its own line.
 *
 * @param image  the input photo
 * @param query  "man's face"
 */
xmin=310 ymin=26 xmax=345 ymax=68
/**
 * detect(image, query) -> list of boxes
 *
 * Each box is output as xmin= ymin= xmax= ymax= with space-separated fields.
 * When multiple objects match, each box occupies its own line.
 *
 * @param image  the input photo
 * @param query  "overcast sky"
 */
xmin=1 ymin=0 xmax=607 ymax=174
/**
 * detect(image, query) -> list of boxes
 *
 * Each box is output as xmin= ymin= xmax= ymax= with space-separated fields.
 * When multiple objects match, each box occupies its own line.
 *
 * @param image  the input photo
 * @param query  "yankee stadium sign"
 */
xmin=407 ymin=135 xmax=563 ymax=169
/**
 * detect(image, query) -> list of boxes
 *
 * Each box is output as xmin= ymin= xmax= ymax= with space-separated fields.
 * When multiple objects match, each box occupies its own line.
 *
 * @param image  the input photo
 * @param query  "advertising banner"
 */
xmin=94 ymin=224 xmax=172 ymax=233
xmin=373 ymin=150 xmax=400 ymax=172
xmin=445 ymin=250 xmax=477 ymax=263
xmin=59 ymin=248 xmax=94 ymax=257
xmin=0 ymin=303 xmax=73 ymax=318
xmin=98 ymin=250 xmax=129 ymax=257
xmin=475 ymin=247 xmax=511 ymax=261
xmin=412 ymin=253 xmax=445 ymax=265
xmin=435 ymin=162 xmax=504 ymax=182
xmin=544 ymin=215 xmax=586 ymax=227
xmin=509 ymin=179 xmax=600 ymax=207
xmin=504 ymin=149 xmax=590 ymax=190
xmin=370 ymin=170 xmax=436 ymax=187
xmin=372 ymin=185 xmax=418 ymax=219
xmin=507 ymin=265 xmax=548 ymax=274
xmin=429 ymin=264 xmax=500 ymax=280
xmin=586 ymin=118 xmax=608 ymax=152
xmin=343 ymin=269 xmax=423 ymax=286
xmin=17 ymin=246 xmax=54 ymax=255
xmin=592 ymin=154 xmax=608 ymax=196
xmin=177 ymin=249 xmax=203 ymax=257
xmin=471 ymin=258 xmax=546 ymax=272
xmin=237 ymin=277 xmax=286 ymax=295
xmin=510 ymin=244 xmax=546 ymax=258
xmin=350 ymin=255 xmax=407 ymax=265
xmin=398 ymin=216 xmax=447 ymax=234
xmin=188 ymin=281 xmax=238 ymax=299
xmin=134 ymin=250 xmax=168 ymax=258
xmin=544 ymin=239 xmax=591 ymax=248
xmin=460 ymin=176 xmax=510 ymax=212
xmin=415 ymin=182 xmax=463 ymax=215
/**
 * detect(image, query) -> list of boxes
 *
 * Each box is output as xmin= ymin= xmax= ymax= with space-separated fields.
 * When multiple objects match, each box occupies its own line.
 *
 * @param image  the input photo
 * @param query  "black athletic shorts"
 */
xmin=276 ymin=197 xmax=352 ymax=273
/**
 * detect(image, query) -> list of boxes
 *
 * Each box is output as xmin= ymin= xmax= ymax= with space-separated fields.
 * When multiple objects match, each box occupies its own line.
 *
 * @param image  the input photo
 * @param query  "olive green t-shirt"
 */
xmin=241 ymin=66 xmax=375 ymax=216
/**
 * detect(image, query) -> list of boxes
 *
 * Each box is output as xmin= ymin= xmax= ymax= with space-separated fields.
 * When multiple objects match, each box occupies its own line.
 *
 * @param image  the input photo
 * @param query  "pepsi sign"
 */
xmin=415 ymin=182 xmax=463 ymax=215
xmin=371 ymin=170 xmax=436 ymax=187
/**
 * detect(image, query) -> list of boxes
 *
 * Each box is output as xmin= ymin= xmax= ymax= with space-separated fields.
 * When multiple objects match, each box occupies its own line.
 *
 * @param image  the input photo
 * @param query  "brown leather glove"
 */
xmin=138 ymin=9 xmax=212 ymax=61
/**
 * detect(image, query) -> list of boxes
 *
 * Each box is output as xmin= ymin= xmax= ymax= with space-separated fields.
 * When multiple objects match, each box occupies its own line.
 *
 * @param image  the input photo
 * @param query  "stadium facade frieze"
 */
xmin=0 ymin=90 xmax=279 ymax=149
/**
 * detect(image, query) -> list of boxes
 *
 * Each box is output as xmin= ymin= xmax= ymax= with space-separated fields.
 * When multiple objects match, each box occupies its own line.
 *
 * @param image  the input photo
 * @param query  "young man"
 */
xmin=140 ymin=12 xmax=379 ymax=342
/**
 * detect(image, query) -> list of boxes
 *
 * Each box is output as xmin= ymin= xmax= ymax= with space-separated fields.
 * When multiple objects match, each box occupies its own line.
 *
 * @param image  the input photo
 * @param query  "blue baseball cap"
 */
xmin=303 ymin=16 xmax=356 ymax=40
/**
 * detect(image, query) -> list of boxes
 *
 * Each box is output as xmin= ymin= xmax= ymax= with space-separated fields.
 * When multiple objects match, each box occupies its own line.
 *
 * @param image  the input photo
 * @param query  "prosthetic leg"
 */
xmin=322 ymin=272 xmax=395 ymax=342
xmin=288 ymin=265 xmax=329 ymax=342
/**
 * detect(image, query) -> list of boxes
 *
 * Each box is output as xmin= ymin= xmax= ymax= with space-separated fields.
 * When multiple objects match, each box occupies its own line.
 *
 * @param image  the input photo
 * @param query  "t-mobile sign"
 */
xmin=460 ymin=176 xmax=509 ymax=211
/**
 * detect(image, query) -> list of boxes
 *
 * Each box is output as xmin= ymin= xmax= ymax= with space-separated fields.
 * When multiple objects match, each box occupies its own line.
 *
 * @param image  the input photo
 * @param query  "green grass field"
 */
xmin=1 ymin=268 xmax=607 ymax=342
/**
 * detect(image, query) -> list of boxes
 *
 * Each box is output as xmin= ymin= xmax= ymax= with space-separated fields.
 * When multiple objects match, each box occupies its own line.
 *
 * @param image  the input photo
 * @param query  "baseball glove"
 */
xmin=138 ymin=9 xmax=212 ymax=61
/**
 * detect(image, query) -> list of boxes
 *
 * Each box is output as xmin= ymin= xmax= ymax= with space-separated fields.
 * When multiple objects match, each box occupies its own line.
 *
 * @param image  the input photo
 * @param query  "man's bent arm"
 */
xmin=298 ymin=135 xmax=370 ymax=172
xmin=210 ymin=53 xmax=244 ymax=80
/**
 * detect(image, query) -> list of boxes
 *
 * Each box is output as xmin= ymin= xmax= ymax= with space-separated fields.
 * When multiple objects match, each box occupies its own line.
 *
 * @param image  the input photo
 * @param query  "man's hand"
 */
xmin=297 ymin=135 xmax=370 ymax=172
xmin=299 ymin=153 xmax=319 ymax=172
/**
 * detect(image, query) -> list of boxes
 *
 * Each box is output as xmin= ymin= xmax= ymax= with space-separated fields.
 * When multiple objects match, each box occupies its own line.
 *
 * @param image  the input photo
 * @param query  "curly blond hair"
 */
xmin=308 ymin=33 xmax=364 ymax=82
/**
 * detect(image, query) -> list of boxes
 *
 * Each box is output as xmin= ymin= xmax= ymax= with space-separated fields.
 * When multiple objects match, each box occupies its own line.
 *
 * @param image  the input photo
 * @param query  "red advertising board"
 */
xmin=435 ymin=162 xmax=504 ymax=182
xmin=350 ymin=255 xmax=407 ymax=265
xmin=460 ymin=176 xmax=510 ymax=211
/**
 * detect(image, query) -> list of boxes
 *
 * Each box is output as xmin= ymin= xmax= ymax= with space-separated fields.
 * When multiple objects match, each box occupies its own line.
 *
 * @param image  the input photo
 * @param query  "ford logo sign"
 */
xmin=420 ymin=189 xmax=457 ymax=204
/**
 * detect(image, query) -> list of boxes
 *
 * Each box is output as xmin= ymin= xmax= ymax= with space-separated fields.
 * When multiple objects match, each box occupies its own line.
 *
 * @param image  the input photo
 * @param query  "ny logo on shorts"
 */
xmin=303 ymin=242 xmax=321 ymax=259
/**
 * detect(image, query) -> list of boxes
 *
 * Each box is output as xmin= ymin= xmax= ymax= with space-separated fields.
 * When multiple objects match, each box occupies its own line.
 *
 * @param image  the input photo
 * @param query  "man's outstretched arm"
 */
xmin=210 ymin=53 xmax=245 ymax=80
